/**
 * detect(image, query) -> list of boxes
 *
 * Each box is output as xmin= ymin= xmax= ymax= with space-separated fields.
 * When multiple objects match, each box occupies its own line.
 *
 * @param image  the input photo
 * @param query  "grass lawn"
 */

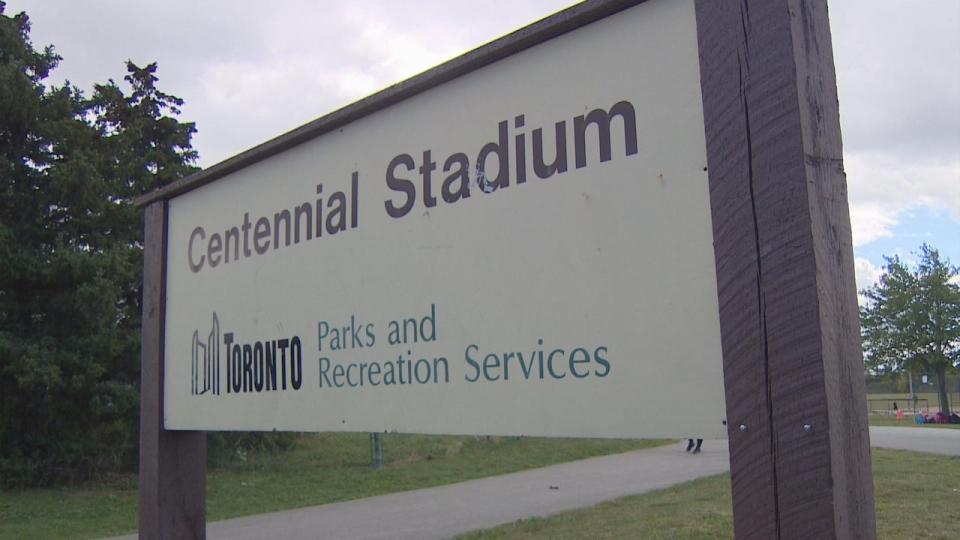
xmin=0 ymin=433 xmax=666 ymax=539
xmin=457 ymin=449 xmax=960 ymax=540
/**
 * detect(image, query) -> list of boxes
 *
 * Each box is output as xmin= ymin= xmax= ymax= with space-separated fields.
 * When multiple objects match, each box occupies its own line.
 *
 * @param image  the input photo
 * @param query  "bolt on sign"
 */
xmin=161 ymin=0 xmax=724 ymax=438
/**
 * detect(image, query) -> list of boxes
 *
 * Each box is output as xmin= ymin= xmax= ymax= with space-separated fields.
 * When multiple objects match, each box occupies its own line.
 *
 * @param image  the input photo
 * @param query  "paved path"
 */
xmin=109 ymin=442 xmax=726 ymax=540
xmin=208 ymin=443 xmax=725 ymax=540
xmin=112 ymin=427 xmax=959 ymax=540
xmin=869 ymin=425 xmax=960 ymax=456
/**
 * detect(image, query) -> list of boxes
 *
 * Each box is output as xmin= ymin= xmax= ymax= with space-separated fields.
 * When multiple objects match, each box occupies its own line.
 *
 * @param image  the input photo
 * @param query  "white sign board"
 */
xmin=163 ymin=0 xmax=726 ymax=438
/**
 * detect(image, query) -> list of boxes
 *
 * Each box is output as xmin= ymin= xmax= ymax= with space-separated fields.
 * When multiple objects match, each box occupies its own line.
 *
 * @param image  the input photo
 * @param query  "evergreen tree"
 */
xmin=860 ymin=245 xmax=960 ymax=415
xmin=0 ymin=2 xmax=198 ymax=485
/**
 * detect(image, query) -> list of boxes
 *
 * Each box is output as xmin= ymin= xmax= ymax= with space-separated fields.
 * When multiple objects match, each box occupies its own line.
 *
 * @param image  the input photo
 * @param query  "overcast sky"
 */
xmin=7 ymin=0 xmax=959 ymax=291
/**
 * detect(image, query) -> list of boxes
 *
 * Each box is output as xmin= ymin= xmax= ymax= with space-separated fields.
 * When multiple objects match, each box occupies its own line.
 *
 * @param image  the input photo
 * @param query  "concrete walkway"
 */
xmin=869 ymin=425 xmax=960 ymax=456
xmin=112 ymin=426 xmax=959 ymax=540
xmin=207 ymin=443 xmax=725 ymax=540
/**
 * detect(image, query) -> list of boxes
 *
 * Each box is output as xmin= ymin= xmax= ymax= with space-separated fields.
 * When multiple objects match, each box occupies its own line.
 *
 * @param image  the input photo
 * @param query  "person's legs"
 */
xmin=686 ymin=438 xmax=695 ymax=452
xmin=693 ymin=438 xmax=703 ymax=453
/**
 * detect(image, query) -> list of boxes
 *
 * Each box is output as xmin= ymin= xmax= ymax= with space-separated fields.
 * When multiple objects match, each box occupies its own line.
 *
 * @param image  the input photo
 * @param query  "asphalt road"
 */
xmin=200 ymin=443 xmax=727 ymax=540
xmin=109 ymin=426 xmax=958 ymax=540
xmin=869 ymin=425 xmax=960 ymax=456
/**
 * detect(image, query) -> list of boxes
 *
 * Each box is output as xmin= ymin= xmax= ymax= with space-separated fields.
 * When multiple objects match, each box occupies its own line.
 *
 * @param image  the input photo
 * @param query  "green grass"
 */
xmin=459 ymin=472 xmax=733 ymax=540
xmin=457 ymin=449 xmax=960 ymax=540
xmin=0 ymin=433 xmax=666 ymax=539
xmin=872 ymin=449 xmax=960 ymax=539
xmin=0 ymin=475 xmax=139 ymax=540
xmin=5 ymin=437 xmax=957 ymax=539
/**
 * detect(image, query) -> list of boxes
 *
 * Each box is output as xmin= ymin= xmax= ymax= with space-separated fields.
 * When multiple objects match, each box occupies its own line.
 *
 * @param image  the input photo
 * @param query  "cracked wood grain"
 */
xmin=695 ymin=0 xmax=876 ymax=538
xmin=140 ymin=201 xmax=207 ymax=540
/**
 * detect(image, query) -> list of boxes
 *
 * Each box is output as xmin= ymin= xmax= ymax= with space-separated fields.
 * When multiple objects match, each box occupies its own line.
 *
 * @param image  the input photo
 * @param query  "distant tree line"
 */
xmin=0 ymin=3 xmax=198 ymax=486
xmin=865 ymin=371 xmax=960 ymax=398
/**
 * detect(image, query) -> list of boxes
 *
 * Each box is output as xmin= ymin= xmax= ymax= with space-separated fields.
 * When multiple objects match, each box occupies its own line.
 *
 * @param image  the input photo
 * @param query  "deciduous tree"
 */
xmin=860 ymin=245 xmax=960 ymax=415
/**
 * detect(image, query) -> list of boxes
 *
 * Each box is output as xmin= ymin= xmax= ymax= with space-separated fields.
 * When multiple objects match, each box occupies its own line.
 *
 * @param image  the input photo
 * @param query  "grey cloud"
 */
xmin=8 ymin=0 xmax=577 ymax=165
xmin=9 ymin=0 xmax=957 ymax=245
xmin=832 ymin=1 xmax=960 ymax=160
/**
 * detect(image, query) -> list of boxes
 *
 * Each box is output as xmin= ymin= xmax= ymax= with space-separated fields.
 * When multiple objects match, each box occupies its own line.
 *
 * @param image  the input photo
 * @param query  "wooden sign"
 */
xmin=137 ymin=1 xmax=876 ymax=537
xmin=159 ymin=0 xmax=725 ymax=440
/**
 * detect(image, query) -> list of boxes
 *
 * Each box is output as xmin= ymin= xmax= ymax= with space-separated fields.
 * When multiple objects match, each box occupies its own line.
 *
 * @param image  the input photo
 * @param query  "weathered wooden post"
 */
xmin=696 ymin=1 xmax=876 ymax=536
xmin=139 ymin=200 xmax=207 ymax=539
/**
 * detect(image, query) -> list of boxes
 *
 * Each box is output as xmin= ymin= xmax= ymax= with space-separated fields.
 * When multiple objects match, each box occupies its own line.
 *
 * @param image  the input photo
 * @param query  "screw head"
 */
xmin=803 ymin=424 xmax=813 ymax=433
xmin=739 ymin=424 xmax=748 ymax=432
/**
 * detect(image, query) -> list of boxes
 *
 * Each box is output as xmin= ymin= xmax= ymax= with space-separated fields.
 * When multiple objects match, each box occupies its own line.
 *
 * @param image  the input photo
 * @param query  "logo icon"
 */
xmin=191 ymin=313 xmax=221 ymax=395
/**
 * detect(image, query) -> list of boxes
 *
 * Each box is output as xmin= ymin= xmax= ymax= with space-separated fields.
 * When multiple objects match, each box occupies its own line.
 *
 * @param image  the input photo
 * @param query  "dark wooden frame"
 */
xmin=696 ymin=1 xmax=875 ymax=537
xmin=138 ymin=1 xmax=875 ymax=537
xmin=140 ymin=201 xmax=206 ymax=539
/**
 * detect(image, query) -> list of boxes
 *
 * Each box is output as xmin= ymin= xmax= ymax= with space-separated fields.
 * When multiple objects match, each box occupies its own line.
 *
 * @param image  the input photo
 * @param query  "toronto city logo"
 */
xmin=191 ymin=312 xmax=222 ymax=395
xmin=191 ymin=313 xmax=304 ymax=396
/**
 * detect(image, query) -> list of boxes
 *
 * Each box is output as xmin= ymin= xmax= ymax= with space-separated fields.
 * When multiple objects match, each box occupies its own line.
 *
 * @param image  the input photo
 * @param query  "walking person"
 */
xmin=686 ymin=438 xmax=703 ymax=454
